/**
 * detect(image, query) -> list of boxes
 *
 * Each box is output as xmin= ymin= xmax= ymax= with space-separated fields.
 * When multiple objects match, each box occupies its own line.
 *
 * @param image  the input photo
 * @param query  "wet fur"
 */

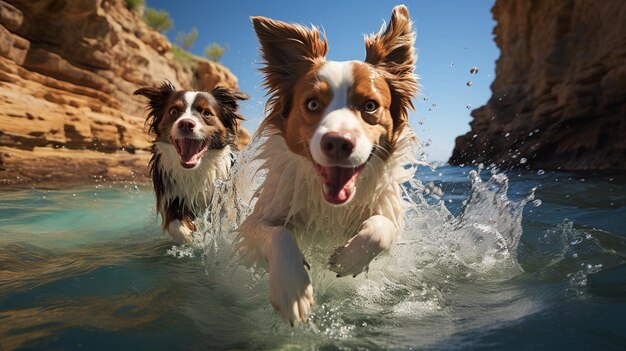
xmin=135 ymin=82 xmax=248 ymax=243
xmin=238 ymin=6 xmax=419 ymax=325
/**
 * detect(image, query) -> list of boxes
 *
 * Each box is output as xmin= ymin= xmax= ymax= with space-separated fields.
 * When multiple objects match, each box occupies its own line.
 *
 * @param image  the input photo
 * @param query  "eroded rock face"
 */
xmin=0 ymin=0 xmax=239 ymax=186
xmin=450 ymin=0 xmax=626 ymax=171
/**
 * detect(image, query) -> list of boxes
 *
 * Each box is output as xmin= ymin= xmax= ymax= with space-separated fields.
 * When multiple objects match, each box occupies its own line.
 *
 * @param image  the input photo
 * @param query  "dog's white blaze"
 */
xmin=318 ymin=61 xmax=354 ymax=110
xmin=310 ymin=61 xmax=373 ymax=167
xmin=183 ymin=91 xmax=198 ymax=116
xmin=171 ymin=91 xmax=203 ymax=140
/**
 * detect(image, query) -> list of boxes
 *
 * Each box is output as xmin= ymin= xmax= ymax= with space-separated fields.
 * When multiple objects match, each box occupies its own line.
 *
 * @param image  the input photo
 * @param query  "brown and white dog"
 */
xmin=135 ymin=82 xmax=249 ymax=243
xmin=237 ymin=6 xmax=419 ymax=324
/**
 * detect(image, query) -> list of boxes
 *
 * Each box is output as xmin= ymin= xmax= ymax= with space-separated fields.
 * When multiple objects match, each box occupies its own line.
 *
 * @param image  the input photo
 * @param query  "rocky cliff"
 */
xmin=450 ymin=0 xmax=626 ymax=171
xmin=0 ymin=0 xmax=239 ymax=187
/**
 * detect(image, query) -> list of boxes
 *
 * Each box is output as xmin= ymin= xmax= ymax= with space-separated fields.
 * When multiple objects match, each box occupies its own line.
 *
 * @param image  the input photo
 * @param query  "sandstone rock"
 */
xmin=0 ymin=0 xmax=21 ymax=31
xmin=0 ymin=0 xmax=242 ymax=187
xmin=0 ymin=146 xmax=151 ymax=188
xmin=449 ymin=0 xmax=626 ymax=171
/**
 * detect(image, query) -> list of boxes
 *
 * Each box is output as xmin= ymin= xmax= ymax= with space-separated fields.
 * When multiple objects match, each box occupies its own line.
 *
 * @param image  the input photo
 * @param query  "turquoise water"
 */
xmin=1 ymin=166 xmax=625 ymax=350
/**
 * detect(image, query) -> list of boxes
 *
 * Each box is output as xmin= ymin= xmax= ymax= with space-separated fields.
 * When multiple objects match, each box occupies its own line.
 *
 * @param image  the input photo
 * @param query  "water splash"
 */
xmin=390 ymin=169 xmax=530 ymax=279
xmin=182 ymin=136 xmax=535 ymax=342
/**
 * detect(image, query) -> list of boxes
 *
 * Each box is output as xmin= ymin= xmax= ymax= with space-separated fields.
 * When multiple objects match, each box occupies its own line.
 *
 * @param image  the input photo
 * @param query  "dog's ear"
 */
xmin=364 ymin=5 xmax=418 ymax=133
xmin=212 ymin=86 xmax=248 ymax=135
xmin=251 ymin=16 xmax=327 ymax=123
xmin=252 ymin=16 xmax=327 ymax=72
xmin=134 ymin=81 xmax=177 ymax=135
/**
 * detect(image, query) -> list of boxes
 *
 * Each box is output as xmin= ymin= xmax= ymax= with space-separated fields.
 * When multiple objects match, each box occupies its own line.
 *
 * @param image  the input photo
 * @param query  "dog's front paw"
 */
xmin=167 ymin=219 xmax=194 ymax=243
xmin=269 ymin=256 xmax=314 ymax=325
xmin=267 ymin=231 xmax=314 ymax=325
xmin=329 ymin=234 xmax=380 ymax=277
xmin=329 ymin=215 xmax=397 ymax=277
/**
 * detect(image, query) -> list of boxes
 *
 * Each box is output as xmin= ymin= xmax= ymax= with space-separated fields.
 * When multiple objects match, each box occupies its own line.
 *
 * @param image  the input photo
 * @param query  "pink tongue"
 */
xmin=177 ymin=139 xmax=205 ymax=167
xmin=323 ymin=166 xmax=358 ymax=204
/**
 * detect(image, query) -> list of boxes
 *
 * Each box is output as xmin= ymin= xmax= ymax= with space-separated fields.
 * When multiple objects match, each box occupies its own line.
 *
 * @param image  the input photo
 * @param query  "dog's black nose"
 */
xmin=321 ymin=132 xmax=355 ymax=161
xmin=177 ymin=118 xmax=196 ymax=133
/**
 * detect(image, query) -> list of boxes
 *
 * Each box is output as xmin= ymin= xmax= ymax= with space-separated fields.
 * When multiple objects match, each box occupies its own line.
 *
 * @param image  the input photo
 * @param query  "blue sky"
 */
xmin=149 ymin=0 xmax=498 ymax=162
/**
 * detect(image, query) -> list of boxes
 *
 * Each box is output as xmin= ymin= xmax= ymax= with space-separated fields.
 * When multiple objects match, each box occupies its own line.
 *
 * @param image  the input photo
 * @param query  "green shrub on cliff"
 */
xmin=175 ymin=27 xmax=198 ymax=51
xmin=204 ymin=43 xmax=225 ymax=62
xmin=170 ymin=45 xmax=195 ymax=66
xmin=170 ymin=45 xmax=193 ymax=63
xmin=125 ymin=0 xmax=145 ymax=12
xmin=143 ymin=8 xmax=173 ymax=33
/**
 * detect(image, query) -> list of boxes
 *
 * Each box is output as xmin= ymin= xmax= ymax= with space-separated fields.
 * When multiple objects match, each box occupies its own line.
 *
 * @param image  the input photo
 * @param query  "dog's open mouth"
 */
xmin=314 ymin=163 xmax=366 ymax=205
xmin=174 ymin=138 xmax=208 ymax=169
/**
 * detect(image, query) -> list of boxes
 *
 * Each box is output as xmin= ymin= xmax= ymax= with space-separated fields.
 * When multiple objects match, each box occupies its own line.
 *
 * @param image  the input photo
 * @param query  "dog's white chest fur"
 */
xmin=154 ymin=141 xmax=231 ymax=213
xmin=239 ymin=127 xmax=418 ymax=258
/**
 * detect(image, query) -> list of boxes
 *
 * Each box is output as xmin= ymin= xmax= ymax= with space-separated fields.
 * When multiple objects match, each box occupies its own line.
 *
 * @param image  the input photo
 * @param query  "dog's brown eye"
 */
xmin=202 ymin=109 xmax=212 ymax=118
xmin=169 ymin=108 xmax=179 ymax=117
xmin=306 ymin=99 xmax=320 ymax=112
xmin=363 ymin=100 xmax=378 ymax=113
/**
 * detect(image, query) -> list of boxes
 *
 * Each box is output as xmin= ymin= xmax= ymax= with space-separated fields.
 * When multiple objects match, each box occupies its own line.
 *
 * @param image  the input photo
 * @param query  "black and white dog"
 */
xmin=135 ymin=82 xmax=248 ymax=243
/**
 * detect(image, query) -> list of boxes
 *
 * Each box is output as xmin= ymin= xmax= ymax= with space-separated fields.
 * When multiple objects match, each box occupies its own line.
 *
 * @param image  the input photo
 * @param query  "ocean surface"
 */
xmin=0 ymin=165 xmax=625 ymax=350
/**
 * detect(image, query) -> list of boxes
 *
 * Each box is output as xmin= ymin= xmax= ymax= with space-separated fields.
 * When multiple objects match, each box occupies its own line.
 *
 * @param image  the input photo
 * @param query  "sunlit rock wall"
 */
xmin=450 ymin=0 xmax=626 ymax=171
xmin=0 ymin=0 xmax=238 ymax=186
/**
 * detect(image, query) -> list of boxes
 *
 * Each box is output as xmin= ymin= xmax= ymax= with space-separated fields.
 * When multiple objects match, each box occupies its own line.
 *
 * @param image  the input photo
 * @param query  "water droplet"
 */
xmin=469 ymin=66 xmax=478 ymax=74
xmin=519 ymin=158 xmax=527 ymax=164
xmin=466 ymin=80 xmax=473 ymax=87
xmin=466 ymin=104 xmax=471 ymax=109
xmin=532 ymin=199 xmax=542 ymax=207
xmin=450 ymin=62 xmax=454 ymax=67
xmin=537 ymin=169 xmax=545 ymax=175
xmin=504 ymin=132 xmax=510 ymax=137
